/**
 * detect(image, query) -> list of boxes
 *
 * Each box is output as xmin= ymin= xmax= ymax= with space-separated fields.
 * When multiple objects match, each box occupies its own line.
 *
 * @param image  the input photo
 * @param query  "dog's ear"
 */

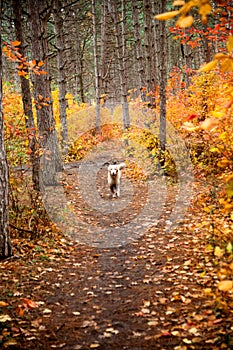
xmin=118 ymin=162 xmax=125 ymax=170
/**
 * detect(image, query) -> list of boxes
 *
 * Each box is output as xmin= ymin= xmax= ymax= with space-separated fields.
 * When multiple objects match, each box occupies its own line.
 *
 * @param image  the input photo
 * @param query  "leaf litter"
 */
xmin=0 ymin=167 xmax=233 ymax=349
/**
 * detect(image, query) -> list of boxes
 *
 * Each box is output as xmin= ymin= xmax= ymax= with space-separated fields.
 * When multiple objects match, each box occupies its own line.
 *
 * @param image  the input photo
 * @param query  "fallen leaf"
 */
xmin=214 ymin=246 xmax=224 ymax=258
xmin=3 ymin=338 xmax=18 ymax=346
xmin=141 ymin=308 xmax=150 ymax=314
xmin=0 ymin=301 xmax=9 ymax=307
xmin=0 ymin=315 xmax=12 ymax=322
xmin=43 ymin=308 xmax=52 ymax=314
xmin=147 ymin=320 xmax=158 ymax=326
xmin=22 ymin=298 xmax=38 ymax=309
xmin=218 ymin=280 xmax=233 ymax=292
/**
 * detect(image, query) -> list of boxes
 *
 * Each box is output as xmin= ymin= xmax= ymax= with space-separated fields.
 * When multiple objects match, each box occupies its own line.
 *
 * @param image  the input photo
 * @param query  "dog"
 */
xmin=108 ymin=162 xmax=125 ymax=198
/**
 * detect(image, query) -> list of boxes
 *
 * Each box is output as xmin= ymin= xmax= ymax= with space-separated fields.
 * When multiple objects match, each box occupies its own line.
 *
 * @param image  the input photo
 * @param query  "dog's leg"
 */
xmin=116 ymin=183 xmax=120 ymax=197
xmin=110 ymin=183 xmax=117 ymax=197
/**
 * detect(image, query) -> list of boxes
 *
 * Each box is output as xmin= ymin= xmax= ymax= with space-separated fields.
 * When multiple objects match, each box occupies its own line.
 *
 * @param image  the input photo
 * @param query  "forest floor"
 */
xmin=1 ymin=143 xmax=233 ymax=350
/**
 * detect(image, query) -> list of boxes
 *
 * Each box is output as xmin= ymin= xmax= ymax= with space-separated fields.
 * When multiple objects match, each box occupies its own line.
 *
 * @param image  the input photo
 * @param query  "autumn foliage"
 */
xmin=1 ymin=3 xmax=233 ymax=343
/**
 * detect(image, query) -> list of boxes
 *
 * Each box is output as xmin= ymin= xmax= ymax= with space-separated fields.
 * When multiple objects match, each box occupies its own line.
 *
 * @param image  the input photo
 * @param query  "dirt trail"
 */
xmin=1 ymin=149 xmax=232 ymax=349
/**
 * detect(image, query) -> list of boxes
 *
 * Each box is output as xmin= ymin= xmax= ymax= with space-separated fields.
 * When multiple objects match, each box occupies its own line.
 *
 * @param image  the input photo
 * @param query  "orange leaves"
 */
xmin=218 ymin=280 xmax=233 ymax=292
xmin=3 ymin=41 xmax=47 ymax=78
xmin=34 ymin=95 xmax=50 ymax=110
xmin=176 ymin=15 xmax=194 ymax=28
xmin=16 ymin=298 xmax=38 ymax=317
xmin=11 ymin=40 xmax=21 ymax=47
xmin=22 ymin=298 xmax=38 ymax=309
xmin=0 ymin=301 xmax=9 ymax=307
xmin=200 ymin=118 xmax=219 ymax=131
xmin=198 ymin=60 xmax=218 ymax=72
xmin=199 ymin=36 xmax=233 ymax=73
xmin=227 ymin=35 xmax=233 ymax=53
xmin=182 ymin=118 xmax=220 ymax=132
xmin=155 ymin=10 xmax=180 ymax=21
xmin=155 ymin=0 xmax=212 ymax=28
xmin=226 ymin=175 xmax=233 ymax=199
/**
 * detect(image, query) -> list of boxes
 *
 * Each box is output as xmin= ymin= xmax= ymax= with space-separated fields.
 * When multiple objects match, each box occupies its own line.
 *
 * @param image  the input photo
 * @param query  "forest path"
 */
xmin=1 ymin=142 xmax=232 ymax=349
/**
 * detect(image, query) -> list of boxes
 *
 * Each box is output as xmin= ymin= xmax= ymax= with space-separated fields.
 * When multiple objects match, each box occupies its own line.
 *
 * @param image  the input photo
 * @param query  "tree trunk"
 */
xmin=108 ymin=0 xmax=130 ymax=130
xmin=53 ymin=0 xmax=69 ymax=153
xmin=28 ymin=0 xmax=62 ymax=187
xmin=0 ymin=0 xmax=12 ymax=259
xmin=154 ymin=0 xmax=167 ymax=168
xmin=132 ymin=0 xmax=146 ymax=101
xmin=143 ymin=0 xmax=154 ymax=99
xmin=12 ymin=0 xmax=40 ymax=190
xmin=92 ymin=0 xmax=101 ymax=134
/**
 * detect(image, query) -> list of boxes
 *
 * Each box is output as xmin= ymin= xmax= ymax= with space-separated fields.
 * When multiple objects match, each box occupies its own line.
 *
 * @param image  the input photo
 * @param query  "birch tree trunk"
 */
xmin=108 ymin=0 xmax=130 ymax=130
xmin=28 ymin=0 xmax=62 ymax=187
xmin=12 ymin=0 xmax=40 ymax=190
xmin=0 ymin=0 xmax=12 ymax=259
xmin=53 ymin=0 xmax=69 ymax=153
xmin=92 ymin=0 xmax=101 ymax=133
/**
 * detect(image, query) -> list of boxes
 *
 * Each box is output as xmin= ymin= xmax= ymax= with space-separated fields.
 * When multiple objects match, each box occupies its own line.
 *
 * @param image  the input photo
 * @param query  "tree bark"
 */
xmin=53 ymin=0 xmax=69 ymax=153
xmin=28 ymin=0 xmax=62 ymax=187
xmin=154 ymin=0 xmax=167 ymax=168
xmin=92 ymin=0 xmax=101 ymax=134
xmin=12 ymin=0 xmax=40 ymax=190
xmin=0 ymin=0 xmax=12 ymax=259
xmin=143 ymin=0 xmax=155 ymax=98
xmin=132 ymin=0 xmax=146 ymax=101
xmin=108 ymin=0 xmax=130 ymax=130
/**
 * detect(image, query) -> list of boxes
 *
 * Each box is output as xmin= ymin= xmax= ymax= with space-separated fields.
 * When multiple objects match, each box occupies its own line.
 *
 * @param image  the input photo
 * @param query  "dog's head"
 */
xmin=108 ymin=164 xmax=119 ymax=178
xmin=108 ymin=162 xmax=125 ymax=177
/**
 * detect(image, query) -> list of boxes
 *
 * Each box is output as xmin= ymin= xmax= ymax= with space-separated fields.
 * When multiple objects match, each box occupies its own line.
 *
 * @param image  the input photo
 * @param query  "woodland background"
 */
xmin=0 ymin=0 xmax=233 ymax=347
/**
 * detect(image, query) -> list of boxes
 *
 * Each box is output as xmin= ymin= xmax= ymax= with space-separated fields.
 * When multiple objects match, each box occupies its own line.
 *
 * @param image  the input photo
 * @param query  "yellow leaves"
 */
xmin=181 ymin=121 xmax=199 ymax=132
xmin=198 ymin=60 xmax=218 ymax=72
xmin=182 ymin=118 xmax=219 ymax=133
xmin=176 ymin=15 xmax=194 ymax=28
xmin=226 ymin=175 xmax=233 ymax=199
xmin=226 ymin=35 xmax=233 ymax=53
xmin=221 ymin=58 xmax=233 ymax=72
xmin=155 ymin=10 xmax=180 ymax=21
xmin=226 ymin=242 xmax=233 ymax=253
xmin=218 ymin=280 xmax=233 ymax=292
xmin=173 ymin=0 xmax=185 ymax=5
xmin=199 ymin=3 xmax=212 ymax=16
xmin=199 ymin=37 xmax=233 ymax=73
xmin=212 ymin=111 xmax=225 ymax=118
xmin=155 ymin=0 xmax=212 ymax=27
xmin=200 ymin=117 xmax=219 ymax=131
xmin=204 ymin=288 xmax=212 ymax=295
xmin=217 ymin=158 xmax=231 ymax=168
xmin=214 ymin=246 xmax=224 ymax=258
xmin=209 ymin=147 xmax=219 ymax=153
xmin=214 ymin=53 xmax=227 ymax=60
